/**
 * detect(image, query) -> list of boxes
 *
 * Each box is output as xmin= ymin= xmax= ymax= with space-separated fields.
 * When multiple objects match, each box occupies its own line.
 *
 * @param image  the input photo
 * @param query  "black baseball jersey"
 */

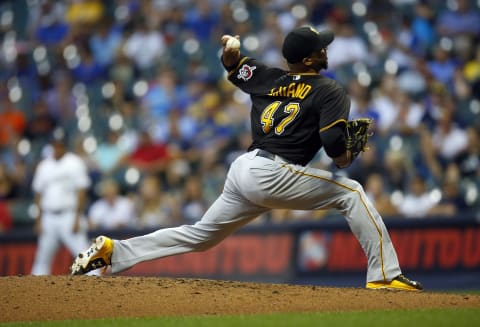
xmin=225 ymin=56 xmax=350 ymax=166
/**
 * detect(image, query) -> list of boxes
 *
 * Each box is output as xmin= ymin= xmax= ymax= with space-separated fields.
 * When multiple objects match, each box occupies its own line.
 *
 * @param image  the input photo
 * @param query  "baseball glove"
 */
xmin=345 ymin=118 xmax=373 ymax=161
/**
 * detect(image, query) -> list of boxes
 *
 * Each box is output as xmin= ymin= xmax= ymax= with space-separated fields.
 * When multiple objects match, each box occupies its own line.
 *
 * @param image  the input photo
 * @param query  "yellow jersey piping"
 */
xmin=319 ymin=119 xmax=348 ymax=132
xmin=228 ymin=57 xmax=249 ymax=77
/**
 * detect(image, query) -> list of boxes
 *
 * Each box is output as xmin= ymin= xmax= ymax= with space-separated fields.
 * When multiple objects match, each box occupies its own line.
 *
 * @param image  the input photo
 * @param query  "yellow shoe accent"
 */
xmin=366 ymin=274 xmax=423 ymax=291
xmin=70 ymin=236 xmax=113 ymax=275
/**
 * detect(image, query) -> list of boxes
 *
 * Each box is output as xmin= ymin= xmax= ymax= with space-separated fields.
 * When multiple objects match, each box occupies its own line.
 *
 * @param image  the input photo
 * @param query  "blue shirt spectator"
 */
xmin=89 ymin=20 xmax=123 ymax=67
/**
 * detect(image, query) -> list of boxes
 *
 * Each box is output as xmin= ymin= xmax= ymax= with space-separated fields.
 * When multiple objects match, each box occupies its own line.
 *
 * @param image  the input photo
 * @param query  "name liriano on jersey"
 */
xmin=225 ymin=56 xmax=350 ymax=166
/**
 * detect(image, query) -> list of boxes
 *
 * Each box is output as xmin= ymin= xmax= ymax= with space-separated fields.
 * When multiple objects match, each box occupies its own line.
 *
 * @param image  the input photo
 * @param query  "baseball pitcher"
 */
xmin=70 ymin=27 xmax=422 ymax=291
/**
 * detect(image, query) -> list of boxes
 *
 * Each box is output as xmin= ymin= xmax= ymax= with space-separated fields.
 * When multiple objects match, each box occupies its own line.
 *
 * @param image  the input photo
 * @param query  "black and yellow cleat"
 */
xmin=70 ymin=236 xmax=113 ymax=275
xmin=366 ymin=274 xmax=423 ymax=291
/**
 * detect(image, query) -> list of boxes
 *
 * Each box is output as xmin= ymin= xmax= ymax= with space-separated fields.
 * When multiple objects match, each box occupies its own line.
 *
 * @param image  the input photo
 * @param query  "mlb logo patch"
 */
xmin=237 ymin=64 xmax=256 ymax=81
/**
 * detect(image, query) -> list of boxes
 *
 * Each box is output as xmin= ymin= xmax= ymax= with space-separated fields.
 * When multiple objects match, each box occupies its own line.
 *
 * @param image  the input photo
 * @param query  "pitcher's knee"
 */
xmin=195 ymin=237 xmax=223 ymax=252
xmin=336 ymin=179 xmax=368 ymax=212
xmin=348 ymin=179 xmax=364 ymax=192
xmin=187 ymin=225 xmax=229 ymax=252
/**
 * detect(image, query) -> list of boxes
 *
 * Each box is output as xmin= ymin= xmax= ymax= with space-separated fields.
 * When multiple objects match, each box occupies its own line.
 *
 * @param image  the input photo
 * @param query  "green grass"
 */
xmin=1 ymin=308 xmax=479 ymax=327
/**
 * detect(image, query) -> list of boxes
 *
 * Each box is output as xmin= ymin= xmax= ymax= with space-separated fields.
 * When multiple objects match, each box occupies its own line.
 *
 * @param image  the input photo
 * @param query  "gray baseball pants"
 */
xmin=111 ymin=149 xmax=402 ymax=282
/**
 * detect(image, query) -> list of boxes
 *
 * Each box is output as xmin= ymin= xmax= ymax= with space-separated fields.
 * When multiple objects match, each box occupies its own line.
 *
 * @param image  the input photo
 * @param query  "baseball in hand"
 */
xmin=226 ymin=37 xmax=241 ymax=50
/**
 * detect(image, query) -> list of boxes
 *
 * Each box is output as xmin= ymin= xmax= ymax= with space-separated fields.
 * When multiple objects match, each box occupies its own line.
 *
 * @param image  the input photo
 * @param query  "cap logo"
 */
xmin=309 ymin=26 xmax=319 ymax=35
xmin=237 ymin=64 xmax=256 ymax=81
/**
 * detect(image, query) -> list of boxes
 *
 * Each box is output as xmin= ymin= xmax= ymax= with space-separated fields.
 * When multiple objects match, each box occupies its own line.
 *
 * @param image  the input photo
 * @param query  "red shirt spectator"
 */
xmin=0 ymin=98 xmax=26 ymax=147
xmin=126 ymin=131 xmax=170 ymax=174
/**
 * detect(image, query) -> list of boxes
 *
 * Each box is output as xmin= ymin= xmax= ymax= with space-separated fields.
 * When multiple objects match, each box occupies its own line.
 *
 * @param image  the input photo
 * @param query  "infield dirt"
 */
xmin=1 ymin=276 xmax=479 ymax=322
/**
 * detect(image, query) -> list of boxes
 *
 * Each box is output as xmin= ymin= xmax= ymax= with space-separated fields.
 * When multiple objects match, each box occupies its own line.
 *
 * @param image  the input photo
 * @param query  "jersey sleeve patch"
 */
xmin=237 ymin=63 xmax=257 ymax=81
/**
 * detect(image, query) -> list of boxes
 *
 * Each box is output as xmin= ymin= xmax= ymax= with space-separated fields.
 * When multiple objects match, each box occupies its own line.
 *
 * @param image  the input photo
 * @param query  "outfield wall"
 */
xmin=1 ymin=216 xmax=479 ymax=290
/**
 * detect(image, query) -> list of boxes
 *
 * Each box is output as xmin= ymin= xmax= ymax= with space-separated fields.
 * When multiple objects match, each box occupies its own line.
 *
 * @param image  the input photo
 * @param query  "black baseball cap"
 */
xmin=282 ymin=26 xmax=334 ymax=64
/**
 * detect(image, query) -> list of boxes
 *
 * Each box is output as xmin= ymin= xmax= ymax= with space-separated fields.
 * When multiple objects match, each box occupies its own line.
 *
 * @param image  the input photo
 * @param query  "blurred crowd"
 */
xmin=0 ymin=0 xmax=479 ymax=233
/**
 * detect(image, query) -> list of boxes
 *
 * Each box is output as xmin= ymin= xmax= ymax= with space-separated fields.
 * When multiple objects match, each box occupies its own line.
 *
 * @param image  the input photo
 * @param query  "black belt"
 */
xmin=45 ymin=208 xmax=74 ymax=215
xmin=255 ymin=149 xmax=295 ymax=165
xmin=256 ymin=149 xmax=276 ymax=160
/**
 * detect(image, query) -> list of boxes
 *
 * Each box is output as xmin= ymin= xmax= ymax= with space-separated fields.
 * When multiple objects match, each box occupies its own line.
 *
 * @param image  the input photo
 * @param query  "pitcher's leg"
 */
xmin=268 ymin=165 xmax=401 ymax=283
xmin=111 ymin=194 xmax=268 ymax=273
xmin=335 ymin=178 xmax=401 ymax=282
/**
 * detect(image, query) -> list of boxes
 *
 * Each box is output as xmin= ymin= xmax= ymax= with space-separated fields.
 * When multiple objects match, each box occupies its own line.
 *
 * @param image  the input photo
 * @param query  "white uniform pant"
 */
xmin=112 ymin=150 xmax=402 ymax=282
xmin=31 ymin=211 xmax=90 ymax=275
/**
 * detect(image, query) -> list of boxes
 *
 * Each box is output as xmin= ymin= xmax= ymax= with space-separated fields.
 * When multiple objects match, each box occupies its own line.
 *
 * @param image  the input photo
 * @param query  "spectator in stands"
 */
xmin=364 ymin=173 xmax=399 ymax=217
xmin=134 ymin=174 xmax=180 ymax=228
xmin=183 ymin=1 xmax=220 ymax=41
xmin=455 ymin=126 xmax=480 ymax=178
xmin=386 ymin=15 xmax=416 ymax=71
xmin=70 ymin=44 xmax=107 ymax=84
xmin=436 ymin=164 xmax=469 ymax=215
xmin=181 ymin=175 xmax=207 ymax=224
xmin=389 ymin=91 xmax=425 ymax=136
xmin=0 ymin=162 xmax=19 ymax=201
xmin=89 ymin=18 xmax=123 ymax=68
xmin=0 ymin=96 xmax=26 ymax=150
xmin=347 ymin=144 xmax=383 ymax=187
xmin=372 ymin=75 xmax=401 ymax=135
xmin=427 ymin=44 xmax=458 ymax=91
xmin=23 ymin=100 xmax=58 ymax=150
xmin=109 ymin=52 xmax=138 ymax=91
xmin=383 ymin=149 xmax=412 ymax=192
xmin=395 ymin=174 xmax=438 ymax=218
xmin=187 ymin=89 xmax=233 ymax=154
xmin=88 ymin=178 xmax=135 ymax=230
xmin=436 ymin=0 xmax=480 ymax=38
xmin=326 ymin=19 xmax=369 ymax=70
xmin=91 ymin=130 xmax=128 ymax=177
xmin=122 ymin=17 xmax=166 ymax=72
xmin=28 ymin=0 xmax=69 ymax=47
xmin=411 ymin=1 xmax=436 ymax=56
xmin=43 ymin=73 xmax=76 ymax=126
xmin=431 ymin=108 xmax=469 ymax=165
xmin=396 ymin=172 xmax=463 ymax=219
xmin=348 ymin=80 xmax=380 ymax=124
xmin=463 ymin=44 xmax=480 ymax=85
xmin=65 ymin=0 xmax=104 ymax=38
xmin=452 ymin=67 xmax=472 ymax=102
xmin=142 ymin=68 xmax=182 ymax=124
xmin=122 ymin=130 xmax=171 ymax=176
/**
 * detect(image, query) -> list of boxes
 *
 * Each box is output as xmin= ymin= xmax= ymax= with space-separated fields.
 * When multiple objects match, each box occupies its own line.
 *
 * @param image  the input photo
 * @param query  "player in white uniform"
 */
xmin=31 ymin=129 xmax=92 ymax=275
xmin=70 ymin=28 xmax=422 ymax=290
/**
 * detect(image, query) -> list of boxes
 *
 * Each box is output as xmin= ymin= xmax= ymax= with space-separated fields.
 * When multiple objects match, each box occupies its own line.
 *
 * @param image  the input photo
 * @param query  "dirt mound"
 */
xmin=1 ymin=276 xmax=479 ymax=322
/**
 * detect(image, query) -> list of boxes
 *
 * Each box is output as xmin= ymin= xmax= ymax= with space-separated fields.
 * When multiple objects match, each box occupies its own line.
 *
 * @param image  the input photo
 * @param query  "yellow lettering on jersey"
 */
xmin=296 ymin=84 xmax=311 ymax=99
xmin=268 ymin=83 xmax=312 ymax=99
xmin=287 ymin=83 xmax=296 ymax=97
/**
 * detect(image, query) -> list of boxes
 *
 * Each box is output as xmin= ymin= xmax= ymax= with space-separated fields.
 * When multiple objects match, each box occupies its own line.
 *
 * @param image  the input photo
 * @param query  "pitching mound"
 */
xmin=1 ymin=276 xmax=479 ymax=322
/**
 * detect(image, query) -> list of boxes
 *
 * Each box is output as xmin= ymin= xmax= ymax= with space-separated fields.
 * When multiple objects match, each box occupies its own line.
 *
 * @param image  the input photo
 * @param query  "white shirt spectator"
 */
xmin=396 ymin=175 xmax=439 ymax=219
xmin=89 ymin=196 xmax=136 ymax=230
xmin=326 ymin=25 xmax=369 ymax=69
xmin=397 ymin=193 xmax=437 ymax=218
xmin=372 ymin=95 xmax=398 ymax=133
xmin=123 ymin=28 xmax=165 ymax=69
xmin=32 ymin=152 xmax=90 ymax=211
xmin=432 ymin=124 xmax=469 ymax=160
